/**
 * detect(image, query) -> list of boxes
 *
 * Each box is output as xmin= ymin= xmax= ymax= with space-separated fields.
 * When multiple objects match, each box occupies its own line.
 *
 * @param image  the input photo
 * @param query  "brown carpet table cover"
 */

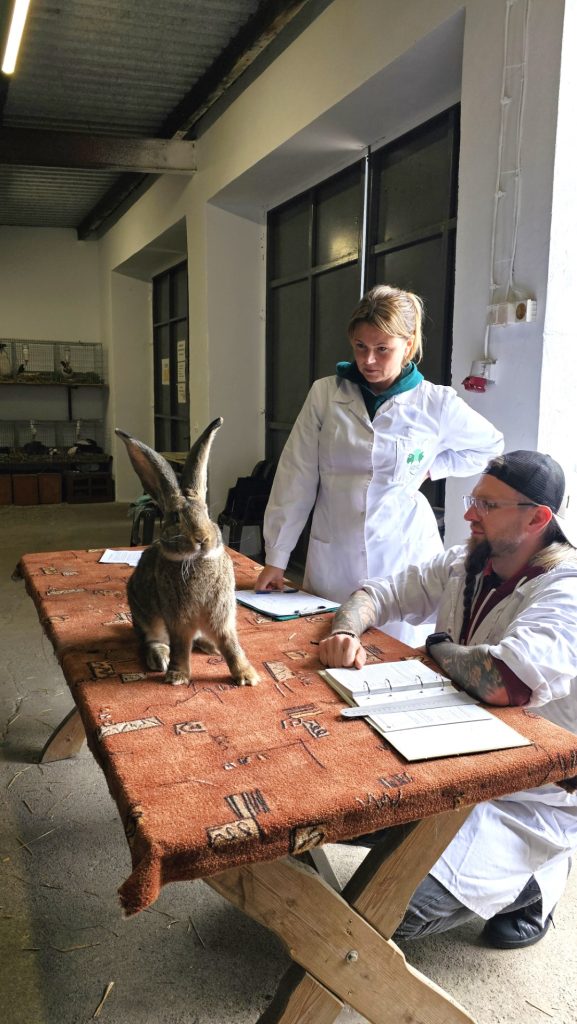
xmin=17 ymin=546 xmax=577 ymax=1024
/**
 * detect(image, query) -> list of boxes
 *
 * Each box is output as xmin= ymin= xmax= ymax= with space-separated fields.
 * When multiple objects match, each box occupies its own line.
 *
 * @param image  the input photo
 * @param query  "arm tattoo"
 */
xmin=431 ymin=642 xmax=510 ymax=706
xmin=331 ymin=589 xmax=379 ymax=638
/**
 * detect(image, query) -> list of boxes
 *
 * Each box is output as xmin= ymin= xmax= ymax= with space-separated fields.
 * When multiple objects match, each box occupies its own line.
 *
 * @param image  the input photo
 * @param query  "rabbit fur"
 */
xmin=116 ymin=418 xmax=259 ymax=687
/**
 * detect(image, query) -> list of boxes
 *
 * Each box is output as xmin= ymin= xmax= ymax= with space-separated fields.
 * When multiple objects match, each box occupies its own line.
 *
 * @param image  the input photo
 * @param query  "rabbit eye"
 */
xmin=165 ymin=511 xmax=180 ymax=526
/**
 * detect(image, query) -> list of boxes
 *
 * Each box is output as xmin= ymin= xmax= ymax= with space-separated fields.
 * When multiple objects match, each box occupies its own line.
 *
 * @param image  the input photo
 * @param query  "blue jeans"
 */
xmin=393 ymin=873 xmax=542 ymax=940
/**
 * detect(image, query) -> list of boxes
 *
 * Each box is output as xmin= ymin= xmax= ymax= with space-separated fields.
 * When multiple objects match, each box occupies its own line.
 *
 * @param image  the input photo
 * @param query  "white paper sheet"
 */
xmin=236 ymin=589 xmax=338 ymax=619
xmin=99 ymin=549 xmax=142 ymax=567
xmin=382 ymin=717 xmax=531 ymax=761
xmin=325 ymin=659 xmax=448 ymax=697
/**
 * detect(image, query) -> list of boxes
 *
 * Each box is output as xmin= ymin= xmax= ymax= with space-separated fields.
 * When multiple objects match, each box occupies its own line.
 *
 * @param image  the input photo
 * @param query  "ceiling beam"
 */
xmin=162 ymin=0 xmax=312 ymax=140
xmin=0 ymin=127 xmax=196 ymax=174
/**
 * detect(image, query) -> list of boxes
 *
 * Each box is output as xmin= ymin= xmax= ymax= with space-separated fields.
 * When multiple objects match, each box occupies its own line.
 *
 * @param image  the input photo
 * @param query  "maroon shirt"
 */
xmin=459 ymin=561 xmax=545 ymax=706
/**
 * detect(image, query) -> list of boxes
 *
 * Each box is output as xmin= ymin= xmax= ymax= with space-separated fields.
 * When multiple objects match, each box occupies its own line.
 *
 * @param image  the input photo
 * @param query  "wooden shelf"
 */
xmin=0 ymin=378 xmax=106 ymax=387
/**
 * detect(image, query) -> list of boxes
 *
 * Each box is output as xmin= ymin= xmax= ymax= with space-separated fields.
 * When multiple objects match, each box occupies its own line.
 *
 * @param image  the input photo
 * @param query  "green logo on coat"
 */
xmin=407 ymin=448 xmax=424 ymax=465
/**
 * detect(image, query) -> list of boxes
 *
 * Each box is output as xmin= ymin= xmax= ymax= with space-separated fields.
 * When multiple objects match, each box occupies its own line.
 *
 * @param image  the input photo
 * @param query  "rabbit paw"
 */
xmin=165 ymin=670 xmax=190 ymax=686
xmin=145 ymin=642 xmax=170 ymax=673
xmin=233 ymin=664 xmax=260 ymax=687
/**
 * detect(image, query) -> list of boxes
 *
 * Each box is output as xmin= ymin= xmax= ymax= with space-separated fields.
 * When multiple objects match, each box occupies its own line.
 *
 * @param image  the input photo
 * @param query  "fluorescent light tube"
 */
xmin=2 ymin=0 xmax=31 ymax=75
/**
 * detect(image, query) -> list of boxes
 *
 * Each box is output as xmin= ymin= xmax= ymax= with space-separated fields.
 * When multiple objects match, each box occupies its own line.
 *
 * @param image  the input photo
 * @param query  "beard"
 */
xmin=466 ymin=533 xmax=521 ymax=567
xmin=465 ymin=537 xmax=491 ymax=574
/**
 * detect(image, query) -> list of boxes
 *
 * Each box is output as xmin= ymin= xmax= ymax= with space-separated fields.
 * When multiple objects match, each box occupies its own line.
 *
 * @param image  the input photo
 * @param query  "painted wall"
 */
xmin=444 ymin=0 xmax=566 ymax=543
xmin=538 ymin=0 xmax=577 ymax=475
xmin=107 ymin=273 xmax=153 ymax=494
xmin=205 ymin=205 xmax=266 ymax=514
xmin=0 ymin=227 xmax=100 ymax=341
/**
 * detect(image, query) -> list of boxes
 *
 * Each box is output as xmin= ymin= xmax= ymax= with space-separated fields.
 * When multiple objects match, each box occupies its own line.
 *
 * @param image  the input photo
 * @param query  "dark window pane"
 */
xmin=375 ymin=234 xmax=449 ymax=386
xmin=314 ymin=264 xmax=362 ymax=379
xmin=269 ymin=197 xmax=309 ymax=280
xmin=171 ymin=264 xmax=188 ymax=319
xmin=268 ymin=429 xmax=290 ymax=464
xmin=174 ymin=418 xmax=190 ymax=451
xmin=153 ymin=264 xmax=190 ymax=453
xmin=269 ymin=281 xmax=310 ymax=422
xmin=153 ymin=274 xmax=170 ymax=323
xmin=374 ymin=118 xmax=453 ymax=244
xmin=315 ymin=165 xmax=363 ymax=267
xmin=154 ymin=417 xmax=171 ymax=452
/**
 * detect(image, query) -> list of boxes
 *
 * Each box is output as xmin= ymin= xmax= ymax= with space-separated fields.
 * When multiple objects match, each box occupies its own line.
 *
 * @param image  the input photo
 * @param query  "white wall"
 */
xmin=444 ymin=0 xmax=566 ymax=544
xmin=0 ymin=227 xmax=100 ymax=340
xmin=107 ymin=273 xmax=153 ymax=500
xmin=205 ymin=205 xmax=266 ymax=514
xmin=538 ymin=0 xmax=577 ymax=475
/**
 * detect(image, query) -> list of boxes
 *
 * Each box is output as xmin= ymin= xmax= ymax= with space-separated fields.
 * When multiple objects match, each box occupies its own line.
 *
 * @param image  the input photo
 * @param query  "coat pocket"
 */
xmin=394 ymin=435 xmax=431 ymax=484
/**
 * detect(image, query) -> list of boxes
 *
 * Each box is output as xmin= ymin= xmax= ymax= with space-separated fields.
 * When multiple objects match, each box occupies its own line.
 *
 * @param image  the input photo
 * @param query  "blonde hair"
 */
xmin=347 ymin=284 xmax=424 ymax=364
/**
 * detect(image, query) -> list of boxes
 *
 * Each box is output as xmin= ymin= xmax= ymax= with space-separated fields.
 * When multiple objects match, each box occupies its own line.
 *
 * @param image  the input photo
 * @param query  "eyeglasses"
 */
xmin=463 ymin=495 xmax=538 ymax=516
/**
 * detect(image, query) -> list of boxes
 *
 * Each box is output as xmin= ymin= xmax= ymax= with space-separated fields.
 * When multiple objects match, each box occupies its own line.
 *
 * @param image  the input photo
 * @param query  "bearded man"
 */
xmin=319 ymin=451 xmax=577 ymax=947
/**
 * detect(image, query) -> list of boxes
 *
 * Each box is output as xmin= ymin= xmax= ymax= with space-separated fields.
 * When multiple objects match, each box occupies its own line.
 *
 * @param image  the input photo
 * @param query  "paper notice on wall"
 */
xmin=177 ymin=361 xmax=186 ymax=382
xmin=161 ymin=358 xmax=170 ymax=385
xmin=177 ymin=382 xmax=186 ymax=404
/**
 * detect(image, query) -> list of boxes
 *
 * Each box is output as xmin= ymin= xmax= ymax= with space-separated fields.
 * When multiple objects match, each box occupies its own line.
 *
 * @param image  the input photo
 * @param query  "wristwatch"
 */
xmin=425 ymin=631 xmax=453 ymax=655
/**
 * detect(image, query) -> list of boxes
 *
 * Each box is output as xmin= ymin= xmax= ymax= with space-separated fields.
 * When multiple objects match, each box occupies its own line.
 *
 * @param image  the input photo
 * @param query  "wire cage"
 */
xmin=15 ymin=420 xmax=58 ymax=449
xmin=56 ymin=420 xmax=106 ymax=451
xmin=55 ymin=342 xmax=104 ymax=383
xmin=14 ymin=341 xmax=55 ymax=377
xmin=0 ymin=422 xmax=16 ymax=449
xmin=0 ymin=339 xmax=105 ymax=384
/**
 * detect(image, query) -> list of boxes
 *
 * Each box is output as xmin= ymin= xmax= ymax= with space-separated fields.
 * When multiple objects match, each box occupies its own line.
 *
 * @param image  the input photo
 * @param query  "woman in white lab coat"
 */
xmin=256 ymin=285 xmax=504 ymax=644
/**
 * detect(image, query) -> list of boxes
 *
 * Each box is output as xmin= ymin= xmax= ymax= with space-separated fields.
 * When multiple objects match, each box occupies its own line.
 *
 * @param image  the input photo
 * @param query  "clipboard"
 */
xmin=235 ymin=589 xmax=338 ymax=620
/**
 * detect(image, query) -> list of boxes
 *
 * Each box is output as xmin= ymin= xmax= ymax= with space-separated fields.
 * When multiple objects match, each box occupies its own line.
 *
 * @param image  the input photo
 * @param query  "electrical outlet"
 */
xmin=487 ymin=300 xmax=537 ymax=326
xmin=471 ymin=359 xmax=497 ymax=382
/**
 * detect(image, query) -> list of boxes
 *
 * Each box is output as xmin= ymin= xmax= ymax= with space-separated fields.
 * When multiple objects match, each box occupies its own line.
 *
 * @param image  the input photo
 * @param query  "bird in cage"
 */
xmin=67 ymin=437 xmax=104 ymax=456
xmin=60 ymin=347 xmax=74 ymax=376
xmin=17 ymin=345 xmax=30 ymax=375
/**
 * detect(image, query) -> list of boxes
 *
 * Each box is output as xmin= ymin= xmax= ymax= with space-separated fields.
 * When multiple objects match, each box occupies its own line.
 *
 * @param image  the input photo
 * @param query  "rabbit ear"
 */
xmin=115 ymin=429 xmax=179 ymax=511
xmin=180 ymin=417 xmax=223 ymax=499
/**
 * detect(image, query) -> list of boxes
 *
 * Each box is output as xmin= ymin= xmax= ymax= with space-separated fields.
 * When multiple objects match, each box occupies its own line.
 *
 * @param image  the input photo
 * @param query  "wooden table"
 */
xmin=16 ymin=547 xmax=577 ymax=1024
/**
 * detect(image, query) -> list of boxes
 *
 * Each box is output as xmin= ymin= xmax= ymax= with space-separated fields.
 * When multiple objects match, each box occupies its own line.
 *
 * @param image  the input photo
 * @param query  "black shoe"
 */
xmin=482 ymin=903 xmax=553 ymax=949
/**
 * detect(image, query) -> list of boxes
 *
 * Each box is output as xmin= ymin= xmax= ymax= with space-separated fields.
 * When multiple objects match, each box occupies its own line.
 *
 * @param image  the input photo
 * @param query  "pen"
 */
xmin=255 ymin=588 xmax=299 ymax=594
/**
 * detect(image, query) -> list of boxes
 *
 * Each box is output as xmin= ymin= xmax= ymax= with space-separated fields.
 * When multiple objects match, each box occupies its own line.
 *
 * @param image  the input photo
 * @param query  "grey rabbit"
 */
xmin=115 ymin=418 xmax=259 ymax=687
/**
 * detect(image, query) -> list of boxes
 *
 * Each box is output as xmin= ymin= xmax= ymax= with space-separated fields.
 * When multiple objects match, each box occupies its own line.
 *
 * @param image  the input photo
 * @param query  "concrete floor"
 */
xmin=1 ymin=501 xmax=576 ymax=1024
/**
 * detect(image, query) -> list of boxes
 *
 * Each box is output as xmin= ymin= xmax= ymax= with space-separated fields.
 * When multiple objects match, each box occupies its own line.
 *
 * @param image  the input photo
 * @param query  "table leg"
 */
xmin=297 ymin=847 xmax=341 ymax=890
xmin=344 ymin=806 xmax=472 ymax=937
xmin=257 ymin=964 xmax=343 ymax=1024
xmin=207 ymin=807 xmax=474 ymax=1024
xmin=39 ymin=707 xmax=86 ymax=763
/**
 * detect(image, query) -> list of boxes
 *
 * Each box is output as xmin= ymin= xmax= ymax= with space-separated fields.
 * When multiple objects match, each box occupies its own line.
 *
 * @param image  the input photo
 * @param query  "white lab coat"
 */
xmin=364 ymin=546 xmax=577 ymax=920
xmin=264 ymin=376 xmax=503 ymax=644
